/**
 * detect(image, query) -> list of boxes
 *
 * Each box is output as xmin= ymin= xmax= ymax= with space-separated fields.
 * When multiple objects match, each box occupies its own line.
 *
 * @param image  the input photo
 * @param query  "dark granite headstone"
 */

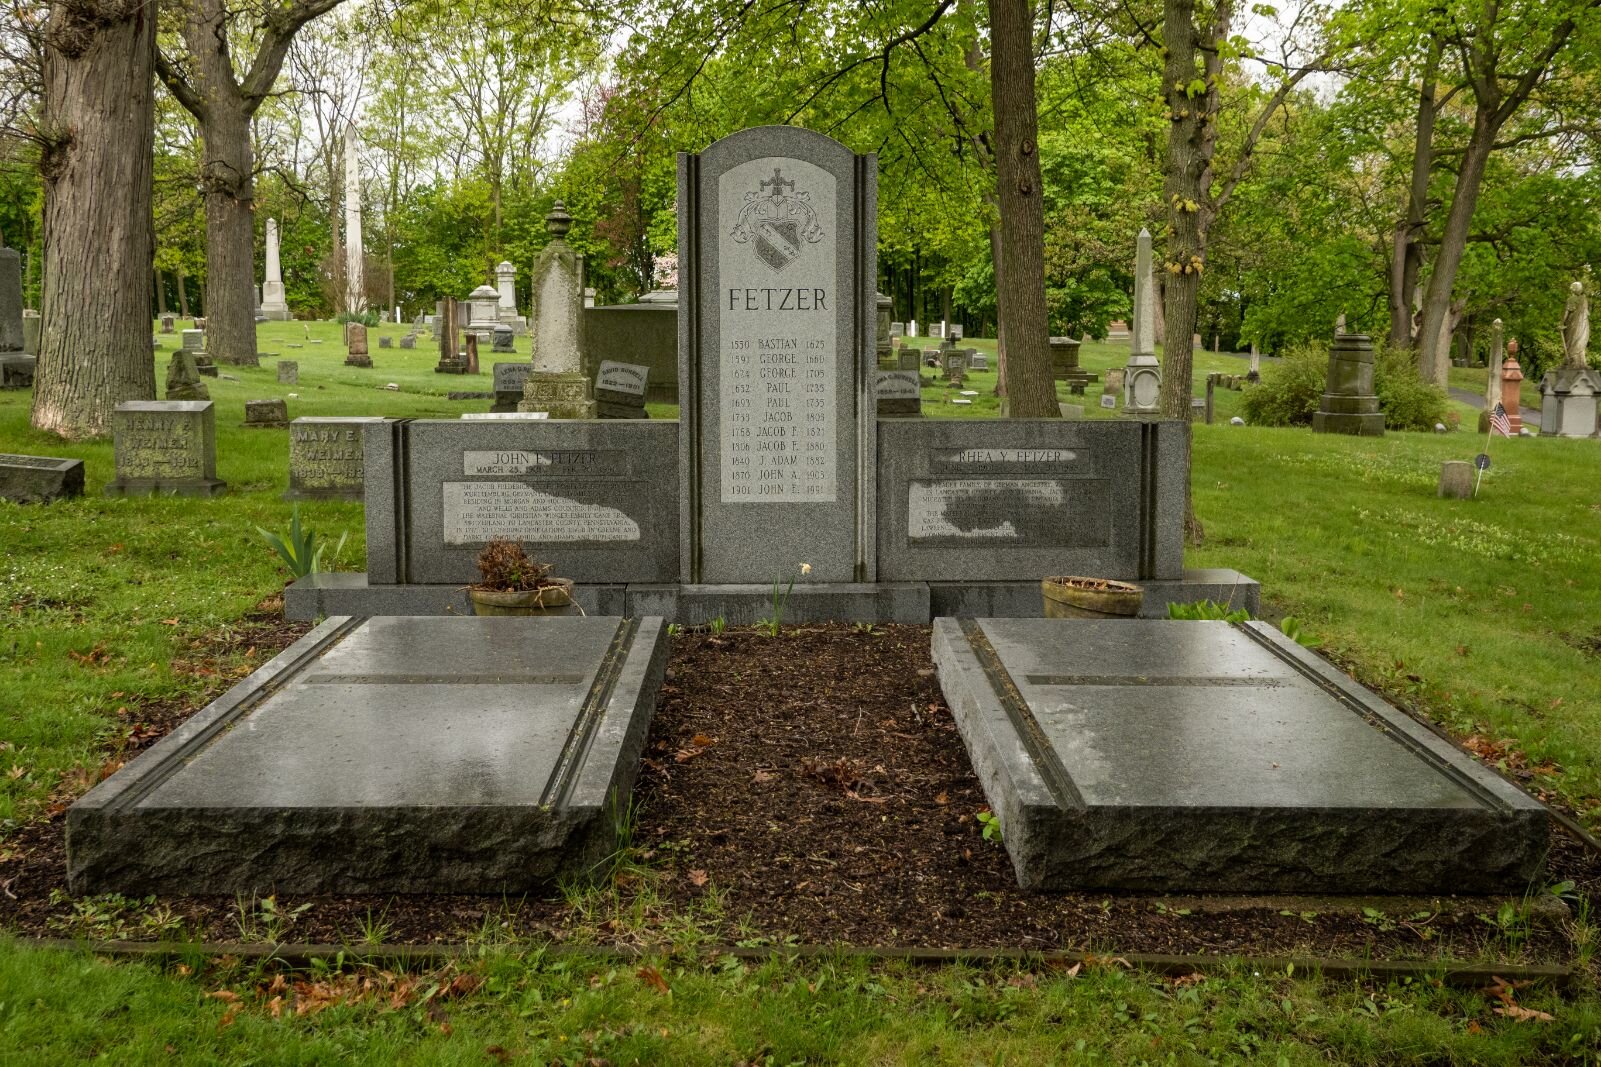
xmin=67 ymin=615 xmax=670 ymax=895
xmin=243 ymin=398 xmax=290 ymax=429
xmin=934 ymin=618 xmax=1547 ymax=893
xmin=1312 ymin=334 xmax=1384 ymax=436
xmin=595 ymin=359 xmax=649 ymax=419
xmin=0 ymin=453 xmax=85 ymax=503
xmin=492 ymin=361 xmax=531 ymax=412
xmin=345 ymin=323 xmax=372 ymax=367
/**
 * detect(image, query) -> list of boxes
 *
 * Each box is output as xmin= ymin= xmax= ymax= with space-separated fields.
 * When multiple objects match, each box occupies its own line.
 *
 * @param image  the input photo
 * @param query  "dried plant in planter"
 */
xmin=472 ymin=538 xmax=557 ymax=592
xmin=467 ymin=539 xmax=576 ymax=615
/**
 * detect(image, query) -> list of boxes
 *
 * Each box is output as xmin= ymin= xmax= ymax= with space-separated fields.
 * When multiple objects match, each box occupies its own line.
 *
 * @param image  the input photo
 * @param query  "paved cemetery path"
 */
xmin=1452 ymin=386 xmax=1541 ymax=419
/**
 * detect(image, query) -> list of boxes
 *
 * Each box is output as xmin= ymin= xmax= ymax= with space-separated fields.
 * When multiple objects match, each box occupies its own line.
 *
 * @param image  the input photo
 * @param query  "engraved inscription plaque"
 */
xmin=718 ymin=157 xmax=837 ymax=504
xmin=462 ymin=450 xmax=625 ymax=477
xmin=907 ymin=478 xmax=1110 ymax=547
xmin=442 ymin=482 xmax=641 ymax=544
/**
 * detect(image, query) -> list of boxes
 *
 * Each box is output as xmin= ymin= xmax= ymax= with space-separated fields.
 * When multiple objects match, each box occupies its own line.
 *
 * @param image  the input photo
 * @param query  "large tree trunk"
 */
xmin=155 ymin=266 xmax=167 ymax=315
xmin=33 ymin=0 xmax=157 ymax=439
xmin=987 ymin=0 xmax=1056 ymax=417
xmin=176 ymin=264 xmax=190 ymax=318
xmin=1416 ymin=110 xmax=1496 ymax=385
xmin=181 ymin=0 xmax=258 ymax=366
xmin=1389 ymin=39 xmax=1439 ymax=351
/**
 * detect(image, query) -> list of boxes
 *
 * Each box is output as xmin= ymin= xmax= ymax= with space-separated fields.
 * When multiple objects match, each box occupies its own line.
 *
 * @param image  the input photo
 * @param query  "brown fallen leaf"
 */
xmin=752 ymin=769 xmax=779 ymax=784
xmin=934 ymin=791 xmax=949 ymax=805
xmin=1494 ymin=1004 xmax=1554 ymax=1023
xmin=637 ymin=965 xmax=670 ymax=994
xmin=206 ymin=989 xmax=240 ymax=1002
xmin=687 ymin=869 xmax=709 ymax=887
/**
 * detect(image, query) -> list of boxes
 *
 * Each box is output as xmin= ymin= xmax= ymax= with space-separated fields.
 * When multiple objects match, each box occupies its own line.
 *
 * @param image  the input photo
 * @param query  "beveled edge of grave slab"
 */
xmin=66 ymin=615 xmax=669 ymax=896
xmin=931 ymin=617 xmax=1548 ymax=895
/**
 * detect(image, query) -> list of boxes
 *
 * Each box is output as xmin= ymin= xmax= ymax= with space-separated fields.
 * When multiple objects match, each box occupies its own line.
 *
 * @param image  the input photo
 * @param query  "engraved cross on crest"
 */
xmin=731 ymin=166 xmax=823 ymax=271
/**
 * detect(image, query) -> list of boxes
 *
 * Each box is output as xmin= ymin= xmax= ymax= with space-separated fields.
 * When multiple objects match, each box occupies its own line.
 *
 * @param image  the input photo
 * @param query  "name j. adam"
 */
xmin=726 ymin=288 xmax=828 ymax=311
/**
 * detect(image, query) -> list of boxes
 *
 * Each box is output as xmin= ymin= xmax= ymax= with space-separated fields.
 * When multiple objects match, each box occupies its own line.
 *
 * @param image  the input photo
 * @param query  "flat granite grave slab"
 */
xmin=932 ymin=618 xmax=1546 ymax=894
xmin=67 ymin=615 xmax=669 ymax=896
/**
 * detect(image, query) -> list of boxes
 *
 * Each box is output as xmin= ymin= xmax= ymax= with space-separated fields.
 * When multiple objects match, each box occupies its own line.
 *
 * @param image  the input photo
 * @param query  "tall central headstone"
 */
xmin=260 ymin=219 xmax=291 ymax=320
xmin=518 ymin=202 xmax=595 ymax=418
xmin=678 ymin=126 xmax=875 ymax=584
xmin=1123 ymin=229 xmax=1161 ymax=414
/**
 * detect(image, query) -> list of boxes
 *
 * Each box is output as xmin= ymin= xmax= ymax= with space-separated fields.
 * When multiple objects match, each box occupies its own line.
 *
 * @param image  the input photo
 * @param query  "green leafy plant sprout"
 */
xmin=976 ymin=809 xmax=1003 ymax=843
xmin=709 ymin=616 xmax=727 ymax=635
xmin=757 ymin=562 xmax=810 ymax=636
xmin=1279 ymin=616 xmax=1320 ymax=648
xmin=1168 ymin=599 xmax=1250 ymax=623
xmin=256 ymin=505 xmax=346 ymax=579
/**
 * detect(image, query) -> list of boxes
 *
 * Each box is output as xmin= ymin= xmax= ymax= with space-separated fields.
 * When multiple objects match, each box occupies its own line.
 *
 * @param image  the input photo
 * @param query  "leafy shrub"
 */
xmin=1241 ymin=340 xmax=1448 ymax=432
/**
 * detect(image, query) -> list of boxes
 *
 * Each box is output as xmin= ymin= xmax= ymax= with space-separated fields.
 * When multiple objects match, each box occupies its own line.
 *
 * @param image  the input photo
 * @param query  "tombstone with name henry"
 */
xmin=345 ymin=323 xmax=372 ymax=367
xmin=1 ymin=454 xmax=85 ymax=503
xmin=678 ymin=126 xmax=875 ymax=583
xmin=286 ymin=416 xmax=384 ymax=500
xmin=1122 ymin=230 xmax=1161 ymax=414
xmin=105 ymin=401 xmax=227 ymax=497
xmin=1311 ymin=333 xmax=1385 ymax=436
xmin=519 ymin=202 xmax=596 ymax=418
xmin=595 ymin=360 xmax=650 ymax=419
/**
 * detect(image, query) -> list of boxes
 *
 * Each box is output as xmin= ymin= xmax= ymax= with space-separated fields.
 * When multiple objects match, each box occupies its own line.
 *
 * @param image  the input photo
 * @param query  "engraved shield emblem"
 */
xmin=755 ymin=219 xmax=803 ymax=271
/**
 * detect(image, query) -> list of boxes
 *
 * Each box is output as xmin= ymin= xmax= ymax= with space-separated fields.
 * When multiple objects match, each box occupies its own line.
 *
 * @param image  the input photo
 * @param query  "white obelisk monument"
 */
xmin=343 ymin=123 xmax=365 ymax=315
xmin=260 ymin=219 xmax=290 ymax=320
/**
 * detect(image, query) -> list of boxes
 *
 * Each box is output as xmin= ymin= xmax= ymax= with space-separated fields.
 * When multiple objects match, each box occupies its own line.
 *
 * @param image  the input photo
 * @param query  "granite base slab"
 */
xmin=284 ymin=572 xmax=627 ymax=620
xmin=67 ymin=615 xmax=670 ymax=895
xmin=0 ymin=454 xmax=84 ymax=503
xmin=285 ymin=573 xmax=1259 ymax=624
xmin=104 ymin=477 xmax=228 ymax=498
xmin=932 ymin=618 xmax=1547 ymax=894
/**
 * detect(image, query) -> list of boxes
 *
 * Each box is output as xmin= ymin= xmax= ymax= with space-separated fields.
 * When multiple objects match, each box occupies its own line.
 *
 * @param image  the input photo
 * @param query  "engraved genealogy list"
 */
xmin=679 ymin=126 xmax=877 ymax=584
xmin=718 ymin=157 xmax=837 ymax=503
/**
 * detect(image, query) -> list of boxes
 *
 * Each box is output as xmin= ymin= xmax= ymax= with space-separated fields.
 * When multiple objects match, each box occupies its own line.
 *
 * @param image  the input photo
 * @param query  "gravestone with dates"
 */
xmin=677 ymin=126 xmax=876 ymax=583
xmin=286 ymin=417 xmax=383 ymax=501
xmin=105 ymin=401 xmax=227 ymax=497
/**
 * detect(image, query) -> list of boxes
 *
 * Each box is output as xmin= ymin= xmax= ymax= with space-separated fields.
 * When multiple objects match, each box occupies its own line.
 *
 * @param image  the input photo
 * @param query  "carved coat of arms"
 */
xmin=730 ymin=168 xmax=823 ymax=271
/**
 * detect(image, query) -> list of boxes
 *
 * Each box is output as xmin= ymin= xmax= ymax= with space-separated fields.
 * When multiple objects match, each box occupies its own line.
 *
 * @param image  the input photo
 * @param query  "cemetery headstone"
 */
xmin=1439 ymin=461 xmax=1472 ymax=499
xmin=465 ymin=285 xmax=501 ymax=343
xmin=22 ymin=309 xmax=40 ymax=356
xmin=969 ymin=352 xmax=988 ymax=371
xmin=875 ymin=369 xmax=922 ymax=417
xmin=399 ymin=334 xmax=416 ymax=350
xmin=595 ymin=360 xmax=650 ymax=419
xmin=519 ymin=203 xmax=596 ymax=418
xmin=378 ymin=335 xmax=393 ymax=349
xmin=0 ymin=454 xmax=85 ymax=504
xmin=495 ymin=260 xmax=518 ymax=324
xmin=260 ymin=218 xmax=292 ymax=320
xmin=1540 ymin=284 xmax=1600 ymax=437
xmin=1106 ymin=319 xmax=1130 ymax=342
xmin=286 ymin=417 xmax=384 ymax=501
xmin=942 ymin=349 xmax=969 ymax=383
xmin=492 ymin=325 xmax=516 ymax=353
xmin=492 ymin=362 xmax=532 ymax=412
xmin=105 ymin=400 xmax=227 ymax=497
xmin=278 ymin=360 xmax=299 ymax=385
xmin=0 ymin=248 xmax=35 ymax=388
xmin=1049 ymin=336 xmax=1094 ymax=388
xmin=435 ymin=298 xmax=466 ymax=374
xmin=876 ymin=292 xmax=893 ymax=364
xmin=160 ymin=315 xmax=175 ymax=334
xmin=1311 ymin=333 xmax=1384 ymax=436
xmin=345 ymin=323 xmax=372 ymax=367
xmin=677 ymin=125 xmax=875 ymax=583
xmin=463 ymin=333 xmax=480 ymax=376
xmin=1122 ymin=231 xmax=1161 ymax=414
xmin=582 ymin=289 xmax=679 ymax=404
xmin=243 ymin=399 xmax=290 ymax=429
xmin=163 ymin=349 xmax=209 ymax=401
xmin=1501 ymin=355 xmax=1525 ymax=434
xmin=897 ymin=348 xmax=919 ymax=371
xmin=951 ymin=325 xmax=964 ymax=340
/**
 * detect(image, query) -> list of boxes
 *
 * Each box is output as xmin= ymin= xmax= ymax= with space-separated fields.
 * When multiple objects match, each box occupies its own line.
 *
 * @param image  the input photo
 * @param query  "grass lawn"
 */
xmin=3 ymin=321 xmax=1601 ymax=1059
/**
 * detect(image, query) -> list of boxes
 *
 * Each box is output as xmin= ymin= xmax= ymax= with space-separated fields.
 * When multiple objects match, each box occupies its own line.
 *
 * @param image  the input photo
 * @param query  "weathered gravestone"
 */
xmin=1123 ymin=231 xmax=1161 ymax=414
xmin=105 ymin=401 xmax=227 ymax=497
xmin=345 ymin=323 xmax=372 ymax=367
xmin=595 ymin=360 xmax=650 ymax=419
xmin=874 ymin=369 xmax=921 ymax=417
xmin=67 ymin=615 xmax=670 ymax=895
xmin=933 ymin=618 xmax=1547 ymax=893
xmin=678 ymin=126 xmax=875 ymax=583
xmin=492 ymin=362 xmax=532 ymax=412
xmin=0 ymin=454 xmax=85 ymax=504
xmin=277 ymin=360 xmax=298 ymax=385
xmin=519 ymin=204 xmax=596 ymax=418
xmin=1438 ymin=461 xmax=1472 ymax=499
xmin=1311 ymin=334 xmax=1385 ymax=436
xmin=163 ymin=349 xmax=209 ymax=401
xmin=378 ymin=335 xmax=393 ymax=349
xmin=22 ymin=309 xmax=39 ymax=356
xmin=942 ymin=349 xmax=968 ymax=383
xmin=583 ymin=290 xmax=679 ymax=404
xmin=243 ymin=398 xmax=290 ymax=429
xmin=160 ymin=315 xmax=175 ymax=334
xmin=0 ymin=247 xmax=34 ymax=388
xmin=286 ymin=417 xmax=384 ymax=501
xmin=492 ymin=325 xmax=516 ymax=354
xmin=399 ymin=334 xmax=416 ymax=350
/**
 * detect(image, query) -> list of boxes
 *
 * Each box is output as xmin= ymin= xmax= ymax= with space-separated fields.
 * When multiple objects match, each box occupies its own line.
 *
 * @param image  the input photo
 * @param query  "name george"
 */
xmin=727 ymin=288 xmax=828 ymax=312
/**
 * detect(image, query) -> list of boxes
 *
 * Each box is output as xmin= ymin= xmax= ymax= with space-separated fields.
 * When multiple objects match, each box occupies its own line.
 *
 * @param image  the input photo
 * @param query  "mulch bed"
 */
xmin=3 ymin=622 xmax=1596 ymax=964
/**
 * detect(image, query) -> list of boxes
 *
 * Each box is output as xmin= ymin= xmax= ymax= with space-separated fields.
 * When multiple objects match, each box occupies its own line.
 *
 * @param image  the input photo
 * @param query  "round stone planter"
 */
xmin=468 ymin=579 xmax=576 ymax=617
xmin=1041 ymin=576 xmax=1144 ymax=619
